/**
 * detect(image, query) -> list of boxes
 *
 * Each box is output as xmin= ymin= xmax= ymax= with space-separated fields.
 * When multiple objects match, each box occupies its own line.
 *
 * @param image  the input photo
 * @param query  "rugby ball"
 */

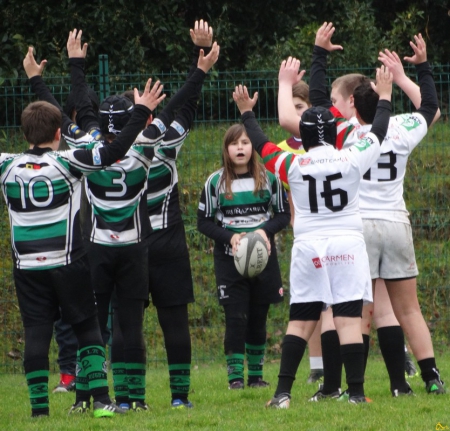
xmin=234 ymin=232 xmax=269 ymax=278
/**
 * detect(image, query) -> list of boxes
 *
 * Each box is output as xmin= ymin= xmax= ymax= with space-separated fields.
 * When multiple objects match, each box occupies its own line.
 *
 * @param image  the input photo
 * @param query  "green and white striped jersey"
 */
xmin=66 ymin=120 xmax=167 ymax=245
xmin=146 ymin=120 xmax=188 ymax=231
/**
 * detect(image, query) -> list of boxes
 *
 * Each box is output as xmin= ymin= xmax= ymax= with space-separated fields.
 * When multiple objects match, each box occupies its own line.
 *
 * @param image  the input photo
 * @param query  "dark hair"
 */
xmin=353 ymin=80 xmax=379 ymax=124
xmin=121 ymin=89 xmax=141 ymax=105
xmin=300 ymin=106 xmax=336 ymax=151
xmin=220 ymin=124 xmax=266 ymax=195
xmin=21 ymin=101 xmax=61 ymax=146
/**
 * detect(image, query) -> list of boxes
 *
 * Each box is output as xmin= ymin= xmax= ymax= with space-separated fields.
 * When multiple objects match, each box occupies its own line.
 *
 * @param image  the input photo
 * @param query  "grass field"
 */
xmin=2 ymin=353 xmax=450 ymax=431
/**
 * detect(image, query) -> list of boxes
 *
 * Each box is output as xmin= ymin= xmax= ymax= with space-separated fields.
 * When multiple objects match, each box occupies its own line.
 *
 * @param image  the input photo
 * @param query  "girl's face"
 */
xmin=227 ymin=132 xmax=252 ymax=173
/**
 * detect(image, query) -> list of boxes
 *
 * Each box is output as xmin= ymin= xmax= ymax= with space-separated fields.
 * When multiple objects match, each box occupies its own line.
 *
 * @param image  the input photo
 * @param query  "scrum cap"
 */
xmin=299 ymin=106 xmax=336 ymax=151
xmin=99 ymin=95 xmax=134 ymax=135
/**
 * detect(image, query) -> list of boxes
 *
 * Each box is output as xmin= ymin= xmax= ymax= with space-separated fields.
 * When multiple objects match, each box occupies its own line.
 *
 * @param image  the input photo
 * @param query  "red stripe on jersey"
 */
xmin=261 ymin=141 xmax=295 ymax=185
xmin=330 ymin=106 xmax=354 ymax=150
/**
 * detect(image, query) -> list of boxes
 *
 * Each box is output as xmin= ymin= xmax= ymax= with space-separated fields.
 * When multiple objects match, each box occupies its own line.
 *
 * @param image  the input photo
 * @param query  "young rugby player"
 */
xmin=232 ymin=61 xmax=393 ymax=406
xmin=13 ymin=40 xmax=164 ymax=418
xmin=197 ymin=124 xmax=289 ymax=390
xmin=310 ymin=23 xmax=444 ymax=396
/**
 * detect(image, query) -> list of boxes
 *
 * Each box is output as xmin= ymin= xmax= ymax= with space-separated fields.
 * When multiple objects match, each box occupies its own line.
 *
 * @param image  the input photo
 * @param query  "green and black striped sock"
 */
xmin=79 ymin=345 xmax=109 ymax=403
xmin=127 ymin=362 xmax=146 ymax=403
xmin=112 ymin=362 xmax=129 ymax=405
xmin=226 ymin=353 xmax=245 ymax=383
xmin=26 ymin=369 xmax=49 ymax=417
xmin=246 ymin=343 xmax=266 ymax=383
xmin=169 ymin=363 xmax=191 ymax=401
xmin=75 ymin=350 xmax=90 ymax=403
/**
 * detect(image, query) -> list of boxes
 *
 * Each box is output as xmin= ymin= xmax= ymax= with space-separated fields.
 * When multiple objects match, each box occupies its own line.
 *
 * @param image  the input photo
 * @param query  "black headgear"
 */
xmin=99 ymin=95 xmax=134 ymax=135
xmin=299 ymin=106 xmax=336 ymax=151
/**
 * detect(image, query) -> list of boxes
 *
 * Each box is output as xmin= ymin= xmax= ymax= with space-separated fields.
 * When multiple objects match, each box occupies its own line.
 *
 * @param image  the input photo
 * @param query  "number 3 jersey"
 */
xmin=260 ymin=136 xmax=381 ymax=240
xmin=352 ymin=112 xmax=428 ymax=224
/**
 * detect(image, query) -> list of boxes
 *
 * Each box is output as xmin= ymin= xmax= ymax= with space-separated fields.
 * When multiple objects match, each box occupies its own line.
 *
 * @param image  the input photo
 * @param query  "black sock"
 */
xmin=275 ymin=335 xmax=307 ymax=396
xmin=377 ymin=326 xmax=409 ymax=392
xmin=363 ymin=334 xmax=370 ymax=373
xmin=418 ymin=357 xmax=441 ymax=383
xmin=341 ymin=343 xmax=365 ymax=397
xmin=321 ymin=330 xmax=342 ymax=393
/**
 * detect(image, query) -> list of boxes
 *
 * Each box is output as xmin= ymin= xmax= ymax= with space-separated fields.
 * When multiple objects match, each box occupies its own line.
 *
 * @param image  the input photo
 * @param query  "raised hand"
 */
xmin=190 ymin=19 xmax=213 ymax=47
xmin=232 ymin=85 xmax=259 ymax=114
xmin=404 ymin=33 xmax=427 ymax=65
xmin=197 ymin=41 xmax=220 ymax=73
xmin=23 ymin=46 xmax=47 ymax=78
xmin=134 ymin=79 xmax=166 ymax=111
xmin=378 ymin=49 xmax=406 ymax=84
xmin=315 ymin=22 xmax=343 ymax=52
xmin=371 ymin=65 xmax=393 ymax=102
xmin=67 ymin=28 xmax=88 ymax=59
xmin=278 ymin=57 xmax=305 ymax=87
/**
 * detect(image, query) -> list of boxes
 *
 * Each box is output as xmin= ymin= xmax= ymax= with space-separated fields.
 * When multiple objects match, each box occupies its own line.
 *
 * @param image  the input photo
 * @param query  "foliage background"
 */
xmin=1 ymin=0 xmax=450 ymax=82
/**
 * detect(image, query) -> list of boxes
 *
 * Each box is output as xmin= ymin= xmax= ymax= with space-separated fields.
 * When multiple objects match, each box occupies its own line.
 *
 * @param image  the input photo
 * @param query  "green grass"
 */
xmin=2 ymin=353 xmax=450 ymax=431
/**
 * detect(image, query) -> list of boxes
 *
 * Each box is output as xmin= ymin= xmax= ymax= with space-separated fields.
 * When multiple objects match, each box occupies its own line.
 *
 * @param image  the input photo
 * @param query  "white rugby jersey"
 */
xmin=354 ymin=113 xmax=428 ymax=223
xmin=261 ymin=135 xmax=381 ymax=239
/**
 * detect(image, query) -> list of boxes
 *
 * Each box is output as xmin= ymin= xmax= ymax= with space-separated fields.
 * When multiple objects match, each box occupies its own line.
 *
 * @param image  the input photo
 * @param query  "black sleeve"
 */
xmin=309 ymin=46 xmax=333 ymax=109
xmin=68 ymin=57 xmax=100 ymax=133
xmin=260 ymin=212 xmax=290 ymax=238
xmin=29 ymin=76 xmax=74 ymax=133
xmin=370 ymin=100 xmax=392 ymax=144
xmin=240 ymin=111 xmax=271 ymax=156
xmin=415 ymin=61 xmax=439 ymax=127
xmin=156 ymin=67 xmax=206 ymax=130
xmin=197 ymin=215 xmax=235 ymax=245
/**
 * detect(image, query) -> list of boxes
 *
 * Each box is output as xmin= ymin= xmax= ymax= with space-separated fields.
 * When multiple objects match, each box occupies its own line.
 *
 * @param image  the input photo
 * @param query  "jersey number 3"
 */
xmin=303 ymin=173 xmax=348 ymax=213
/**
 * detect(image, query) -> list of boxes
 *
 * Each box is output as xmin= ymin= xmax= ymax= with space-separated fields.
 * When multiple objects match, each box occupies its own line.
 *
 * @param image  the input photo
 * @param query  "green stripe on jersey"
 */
xmin=88 ymin=166 xmax=147 ymax=187
xmin=13 ymin=219 xmax=67 ymax=242
xmin=94 ymin=202 xmax=139 ymax=223
xmin=219 ymin=189 xmax=271 ymax=206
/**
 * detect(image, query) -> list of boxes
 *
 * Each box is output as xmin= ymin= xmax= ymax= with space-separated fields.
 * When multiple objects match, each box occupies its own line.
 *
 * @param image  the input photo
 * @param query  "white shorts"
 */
xmin=362 ymin=219 xmax=418 ymax=279
xmin=289 ymin=234 xmax=372 ymax=306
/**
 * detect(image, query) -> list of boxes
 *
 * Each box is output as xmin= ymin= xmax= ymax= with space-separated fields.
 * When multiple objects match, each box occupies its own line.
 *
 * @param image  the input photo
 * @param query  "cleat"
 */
xmin=228 ymin=380 xmax=244 ymax=390
xmin=53 ymin=374 xmax=76 ymax=393
xmin=392 ymin=382 xmax=415 ymax=397
xmin=338 ymin=389 xmax=372 ymax=403
xmin=248 ymin=378 xmax=270 ymax=388
xmin=171 ymin=399 xmax=193 ymax=409
xmin=348 ymin=395 xmax=368 ymax=404
xmin=426 ymin=379 xmax=446 ymax=395
xmin=118 ymin=403 xmax=130 ymax=411
xmin=68 ymin=401 xmax=90 ymax=414
xmin=307 ymin=369 xmax=324 ymax=384
xmin=404 ymin=352 xmax=419 ymax=378
xmin=93 ymin=401 xmax=127 ymax=418
xmin=131 ymin=401 xmax=148 ymax=412
xmin=309 ymin=384 xmax=341 ymax=401
xmin=265 ymin=393 xmax=291 ymax=409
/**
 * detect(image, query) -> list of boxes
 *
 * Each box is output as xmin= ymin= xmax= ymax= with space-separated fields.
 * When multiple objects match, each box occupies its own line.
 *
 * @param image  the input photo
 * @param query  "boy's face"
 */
xmin=331 ymin=86 xmax=355 ymax=120
xmin=293 ymin=97 xmax=310 ymax=118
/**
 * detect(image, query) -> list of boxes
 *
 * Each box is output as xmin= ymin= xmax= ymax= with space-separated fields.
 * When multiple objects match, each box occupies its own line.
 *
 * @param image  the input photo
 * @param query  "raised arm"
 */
xmin=403 ymin=33 xmax=439 ymax=127
xmin=309 ymin=22 xmax=343 ymax=109
xmin=277 ymin=57 xmax=305 ymax=137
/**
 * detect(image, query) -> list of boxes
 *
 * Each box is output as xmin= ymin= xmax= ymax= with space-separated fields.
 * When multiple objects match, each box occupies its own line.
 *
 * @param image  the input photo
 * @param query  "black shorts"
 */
xmin=147 ymin=222 xmax=194 ymax=307
xmin=289 ymin=302 xmax=323 ymax=321
xmin=213 ymin=243 xmax=284 ymax=306
xmin=14 ymin=255 xmax=97 ymax=327
xmin=86 ymin=241 xmax=149 ymax=301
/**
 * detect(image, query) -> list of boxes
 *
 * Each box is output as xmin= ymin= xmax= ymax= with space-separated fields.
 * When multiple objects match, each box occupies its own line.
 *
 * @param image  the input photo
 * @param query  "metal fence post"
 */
xmin=98 ymin=54 xmax=110 ymax=101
